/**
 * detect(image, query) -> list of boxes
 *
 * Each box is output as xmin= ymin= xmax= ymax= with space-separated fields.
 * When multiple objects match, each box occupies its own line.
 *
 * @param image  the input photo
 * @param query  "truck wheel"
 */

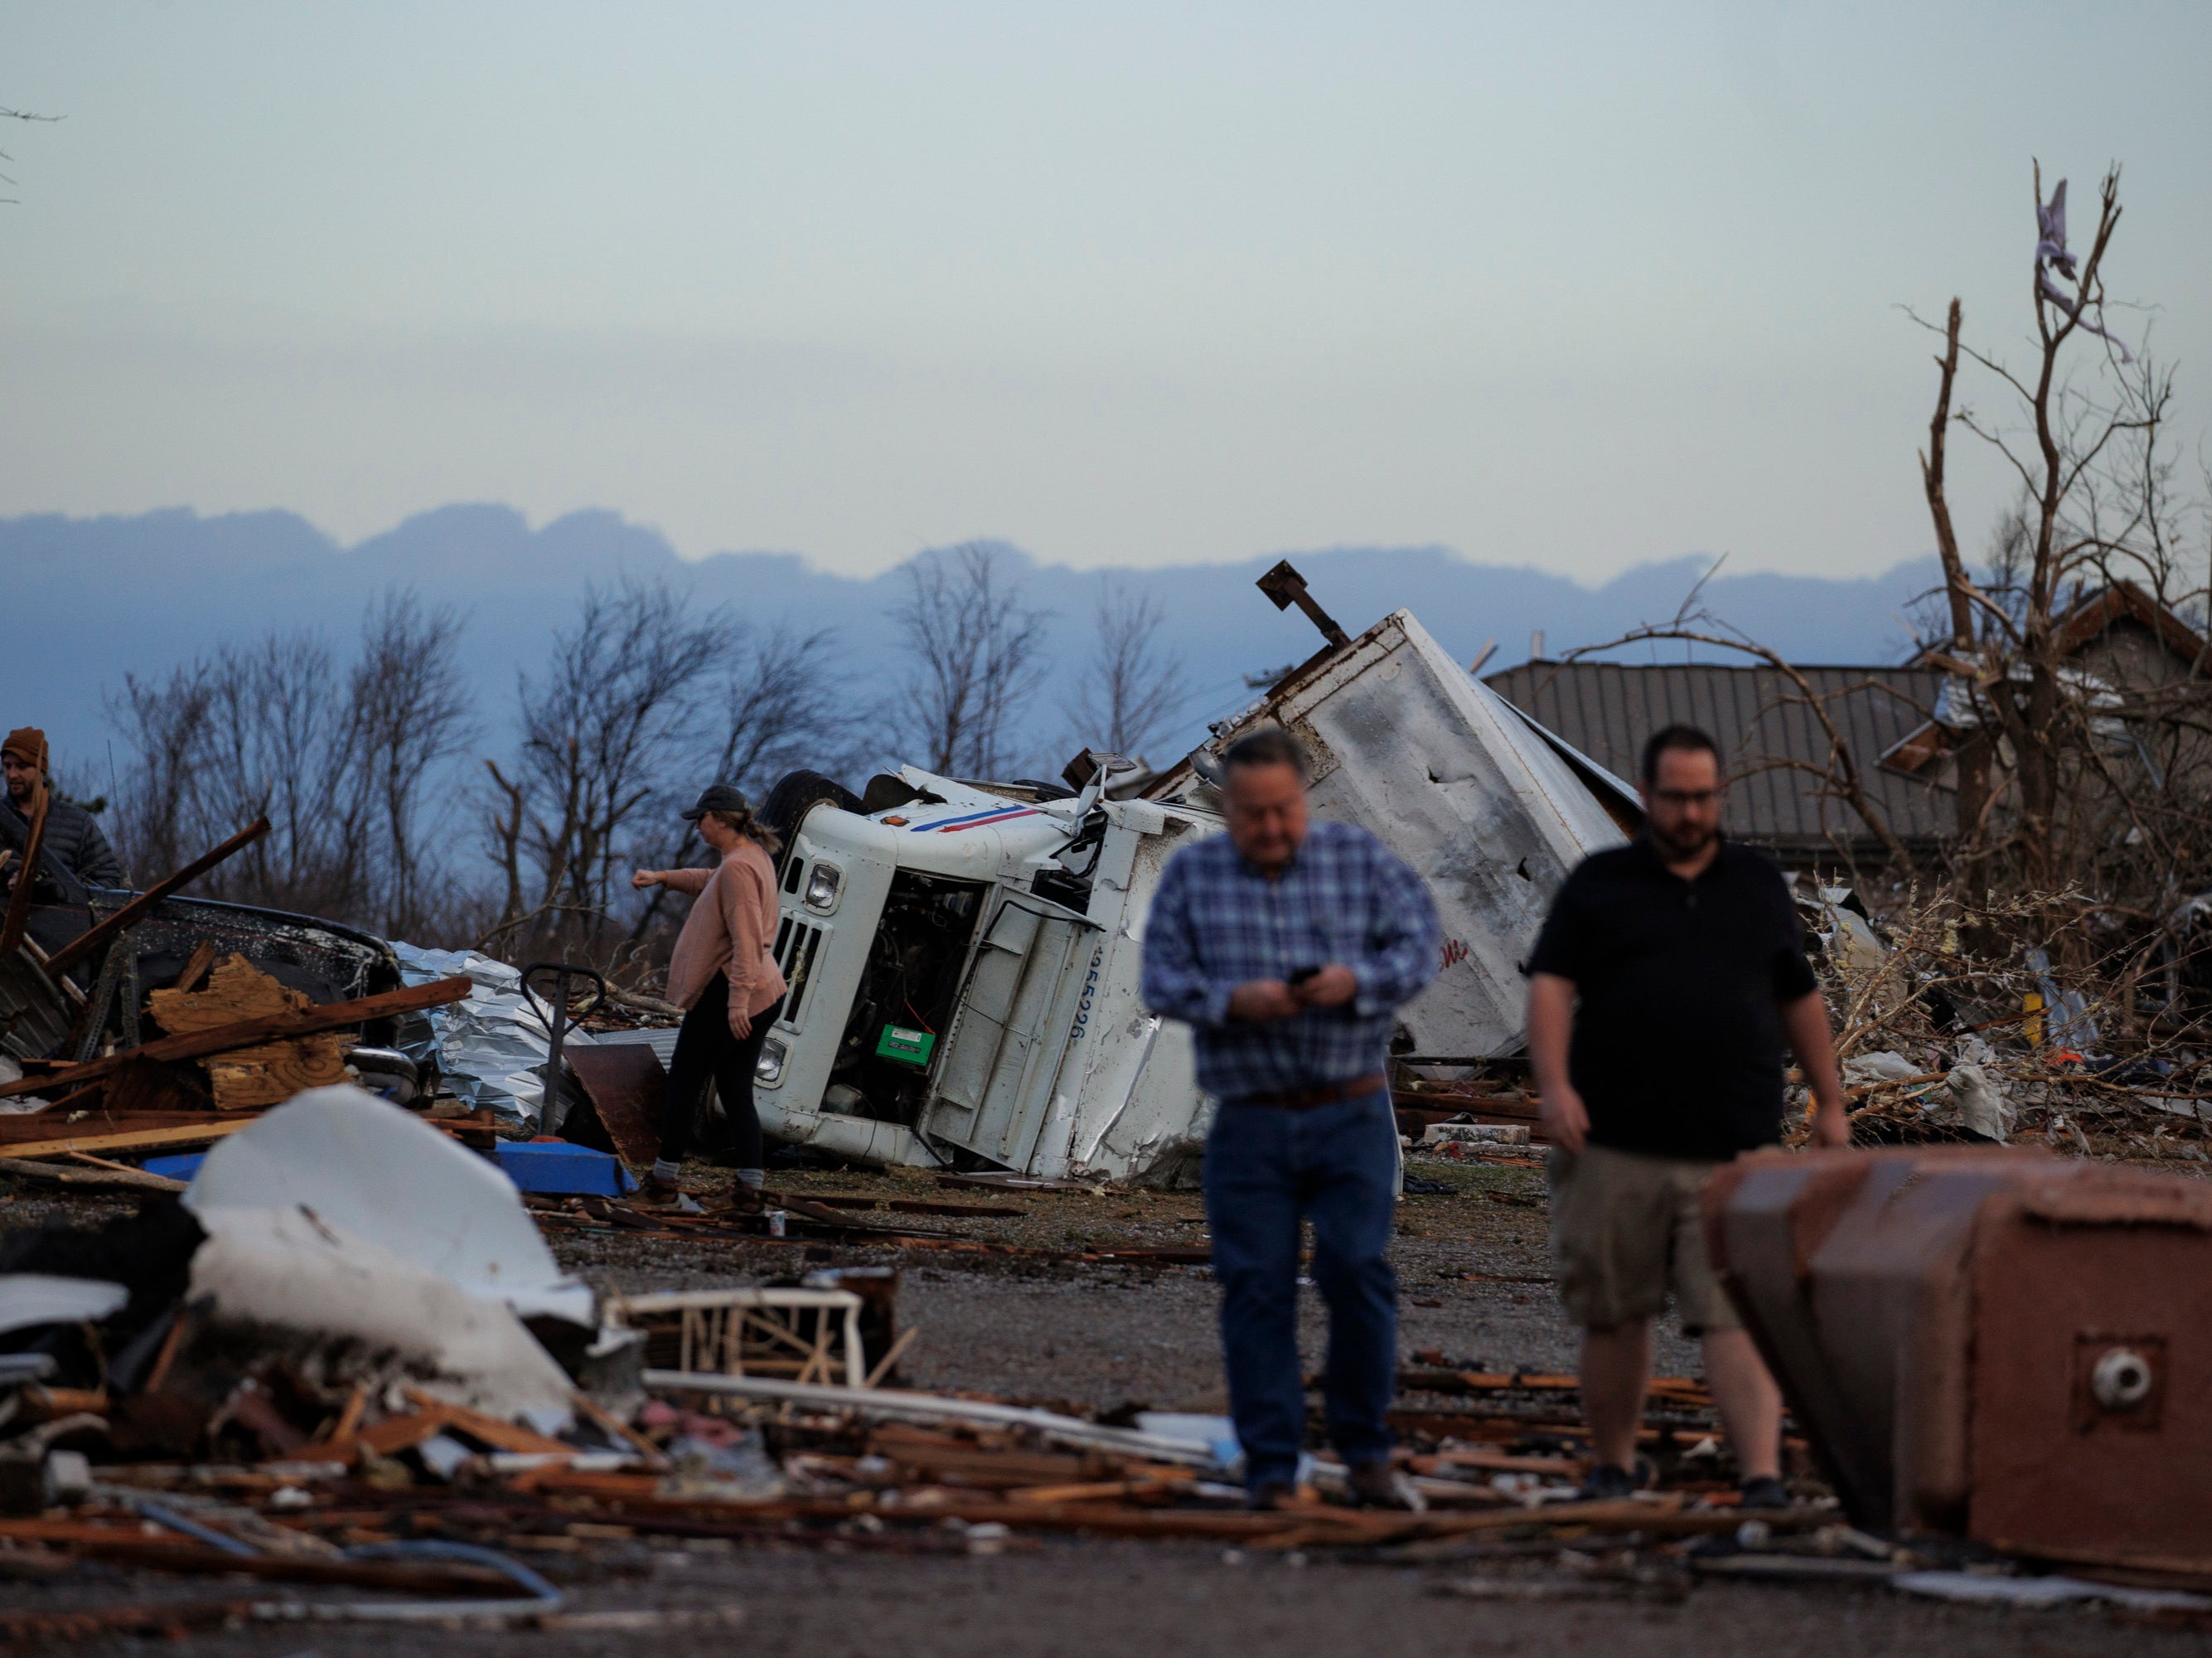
xmin=760 ymin=769 xmax=864 ymax=874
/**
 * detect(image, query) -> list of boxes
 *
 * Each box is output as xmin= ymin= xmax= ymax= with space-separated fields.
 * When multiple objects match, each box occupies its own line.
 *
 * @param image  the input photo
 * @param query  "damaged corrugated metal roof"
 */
xmin=1482 ymin=659 xmax=1950 ymax=861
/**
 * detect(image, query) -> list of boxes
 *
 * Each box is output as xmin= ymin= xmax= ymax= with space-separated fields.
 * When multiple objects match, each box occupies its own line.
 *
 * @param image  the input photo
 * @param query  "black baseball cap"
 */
xmin=680 ymin=783 xmax=751 ymax=822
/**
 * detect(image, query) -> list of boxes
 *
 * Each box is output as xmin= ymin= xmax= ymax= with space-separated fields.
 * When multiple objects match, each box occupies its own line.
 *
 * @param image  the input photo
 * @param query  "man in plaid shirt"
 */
xmin=1143 ymin=727 xmax=1440 ymax=1509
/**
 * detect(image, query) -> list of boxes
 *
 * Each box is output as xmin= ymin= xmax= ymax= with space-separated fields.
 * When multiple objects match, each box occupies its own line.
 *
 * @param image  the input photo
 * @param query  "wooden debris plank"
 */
xmin=402 ymin=1390 xmax=577 ymax=1456
xmin=0 ymin=1157 xmax=188 ymax=1193
xmin=147 ymin=954 xmax=309 ymax=1032
xmin=0 ymin=1119 xmax=254 ymax=1162
xmin=151 ymin=954 xmax=351 ymax=1109
xmin=42 ymin=817 xmax=272 ymax=978
xmin=784 ymin=1192 xmax=1029 ymax=1219
xmin=0 ymin=780 xmax=51 ymax=959
xmin=12 ymin=1534 xmax=521 ymax=1593
xmin=172 ymin=938 xmax=220 ymax=995
xmin=0 ymin=975 xmax=471 ymax=1099
xmin=0 ymin=1113 xmax=232 ymax=1146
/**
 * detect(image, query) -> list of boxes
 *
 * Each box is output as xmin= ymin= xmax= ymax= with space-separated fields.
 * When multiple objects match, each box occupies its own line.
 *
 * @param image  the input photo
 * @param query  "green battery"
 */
xmin=876 ymin=1024 xmax=937 ymax=1066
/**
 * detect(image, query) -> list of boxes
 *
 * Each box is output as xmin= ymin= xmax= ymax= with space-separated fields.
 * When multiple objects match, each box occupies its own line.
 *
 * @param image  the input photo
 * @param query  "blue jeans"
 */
xmin=1203 ymin=1088 xmax=1400 ymax=1489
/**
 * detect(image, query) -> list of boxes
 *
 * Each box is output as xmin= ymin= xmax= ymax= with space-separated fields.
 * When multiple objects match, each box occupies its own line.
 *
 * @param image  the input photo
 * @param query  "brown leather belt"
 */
xmin=1224 ymin=1073 xmax=1388 ymax=1111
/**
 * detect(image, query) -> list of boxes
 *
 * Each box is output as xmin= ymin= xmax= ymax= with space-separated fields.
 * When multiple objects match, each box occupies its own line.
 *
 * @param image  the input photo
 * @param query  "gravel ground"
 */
xmin=0 ymin=1534 xmax=2198 ymax=1658
xmin=0 ymin=1152 xmax=2188 ymax=1656
xmin=549 ymin=1151 xmax=1706 ymax=1402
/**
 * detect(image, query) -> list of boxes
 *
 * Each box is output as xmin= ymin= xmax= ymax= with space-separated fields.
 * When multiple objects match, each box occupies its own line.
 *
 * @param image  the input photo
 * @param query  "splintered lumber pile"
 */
xmin=147 ymin=953 xmax=347 ymax=1109
xmin=0 ymin=976 xmax=472 ymax=1103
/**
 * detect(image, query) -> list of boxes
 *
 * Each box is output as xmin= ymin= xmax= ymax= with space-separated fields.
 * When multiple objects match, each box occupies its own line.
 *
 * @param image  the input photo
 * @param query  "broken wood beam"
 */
xmin=0 ymin=1111 xmax=232 ymax=1145
xmin=0 ymin=975 xmax=470 ymax=1099
xmin=0 ymin=1120 xmax=254 ymax=1163
xmin=0 ymin=778 xmax=52 ymax=960
xmin=151 ymin=954 xmax=350 ymax=1108
xmin=0 ymin=1520 xmax=526 ymax=1594
xmin=0 ymin=1156 xmax=189 ymax=1192
xmin=42 ymin=817 xmax=272 ymax=978
xmin=172 ymin=938 xmax=220 ymax=995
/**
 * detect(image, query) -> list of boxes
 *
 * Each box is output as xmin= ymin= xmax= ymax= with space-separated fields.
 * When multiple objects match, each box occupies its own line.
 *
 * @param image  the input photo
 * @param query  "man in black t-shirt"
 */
xmin=1527 ymin=725 xmax=1847 ymax=1509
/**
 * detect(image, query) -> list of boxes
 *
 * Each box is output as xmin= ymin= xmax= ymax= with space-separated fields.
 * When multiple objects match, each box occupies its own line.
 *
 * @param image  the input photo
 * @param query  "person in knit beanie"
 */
xmin=2 ymin=727 xmax=127 ymax=890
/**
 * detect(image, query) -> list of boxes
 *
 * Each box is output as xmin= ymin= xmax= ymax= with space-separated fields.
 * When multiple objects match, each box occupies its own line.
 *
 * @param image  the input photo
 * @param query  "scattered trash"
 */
xmin=391 ymin=943 xmax=595 ymax=1127
xmin=185 ymin=1086 xmax=596 ymax=1324
xmin=187 ymin=1202 xmax=579 ymax=1426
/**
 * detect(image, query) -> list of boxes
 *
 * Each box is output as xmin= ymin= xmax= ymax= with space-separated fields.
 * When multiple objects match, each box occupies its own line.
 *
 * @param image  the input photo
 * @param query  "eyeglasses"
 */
xmin=1650 ymin=788 xmax=1721 ymax=807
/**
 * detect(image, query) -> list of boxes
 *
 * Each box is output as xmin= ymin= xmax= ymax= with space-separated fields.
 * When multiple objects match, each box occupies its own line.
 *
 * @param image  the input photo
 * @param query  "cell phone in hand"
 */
xmin=1287 ymin=966 xmax=1322 ymax=987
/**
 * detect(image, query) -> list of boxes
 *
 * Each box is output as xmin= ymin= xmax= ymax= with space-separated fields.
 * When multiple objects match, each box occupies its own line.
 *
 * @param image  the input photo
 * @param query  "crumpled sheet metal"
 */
xmin=390 ymin=943 xmax=593 ymax=1127
xmin=185 ymin=1085 xmax=594 ymax=1326
xmin=0 ymin=1274 xmax=128 ymax=1338
xmin=188 ymin=1204 xmax=578 ymax=1428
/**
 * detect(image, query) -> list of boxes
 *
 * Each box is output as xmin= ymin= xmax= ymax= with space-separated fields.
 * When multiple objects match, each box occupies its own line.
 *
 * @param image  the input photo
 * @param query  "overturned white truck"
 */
xmin=749 ymin=572 xmax=1634 ymax=1183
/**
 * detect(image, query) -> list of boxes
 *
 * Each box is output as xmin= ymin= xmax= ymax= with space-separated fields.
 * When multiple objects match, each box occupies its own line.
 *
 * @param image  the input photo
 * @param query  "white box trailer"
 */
xmin=747 ymin=585 xmax=1634 ymax=1184
xmin=1145 ymin=604 xmax=1637 ymax=1059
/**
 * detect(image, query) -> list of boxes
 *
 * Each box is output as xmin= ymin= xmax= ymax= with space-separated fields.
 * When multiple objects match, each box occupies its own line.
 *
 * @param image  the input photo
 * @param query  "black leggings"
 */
xmin=660 ymin=973 xmax=782 ymax=1167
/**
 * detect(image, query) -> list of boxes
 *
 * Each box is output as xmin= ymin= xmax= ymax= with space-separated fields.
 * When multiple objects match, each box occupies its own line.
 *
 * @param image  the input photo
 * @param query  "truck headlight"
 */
xmin=756 ymin=1037 xmax=788 ymax=1087
xmin=803 ymin=862 xmax=843 ymax=912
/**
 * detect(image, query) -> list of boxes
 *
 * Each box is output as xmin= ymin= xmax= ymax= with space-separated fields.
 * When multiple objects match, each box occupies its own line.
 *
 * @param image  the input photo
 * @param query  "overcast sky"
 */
xmin=3 ymin=2 xmax=2206 ymax=580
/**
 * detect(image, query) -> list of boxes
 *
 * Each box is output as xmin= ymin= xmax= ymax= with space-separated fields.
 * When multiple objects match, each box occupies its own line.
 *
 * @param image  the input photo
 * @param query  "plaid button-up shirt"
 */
xmin=1141 ymin=819 xmax=1441 ymax=1102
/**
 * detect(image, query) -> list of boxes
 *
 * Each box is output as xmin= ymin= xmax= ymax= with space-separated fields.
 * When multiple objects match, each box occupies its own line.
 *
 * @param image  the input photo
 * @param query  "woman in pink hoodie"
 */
xmin=631 ymin=783 xmax=788 ymax=1202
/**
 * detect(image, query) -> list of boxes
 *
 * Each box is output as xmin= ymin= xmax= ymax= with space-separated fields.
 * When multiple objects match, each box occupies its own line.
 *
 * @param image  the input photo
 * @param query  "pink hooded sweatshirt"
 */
xmin=661 ymin=840 xmax=788 ymax=1029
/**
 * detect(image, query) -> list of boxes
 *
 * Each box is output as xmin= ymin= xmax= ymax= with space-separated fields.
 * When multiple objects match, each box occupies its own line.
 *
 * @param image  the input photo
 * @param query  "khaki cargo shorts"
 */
xmin=1546 ymin=1143 xmax=1740 ymax=1334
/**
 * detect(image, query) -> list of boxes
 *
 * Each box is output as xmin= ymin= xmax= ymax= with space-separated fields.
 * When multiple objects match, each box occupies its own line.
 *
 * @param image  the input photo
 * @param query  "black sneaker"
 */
xmin=1246 ymin=1477 xmax=1300 ymax=1511
xmin=1739 ymin=1475 xmax=1792 ymax=1510
xmin=1578 ymin=1462 xmax=1638 ymax=1501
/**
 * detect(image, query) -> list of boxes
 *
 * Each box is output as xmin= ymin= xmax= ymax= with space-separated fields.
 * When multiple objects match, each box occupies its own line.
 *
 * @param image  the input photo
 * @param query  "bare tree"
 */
xmin=105 ymin=591 xmax=474 ymax=932
xmin=1060 ymin=577 xmax=1189 ymax=761
xmin=484 ymin=580 xmax=728 ymax=963
xmin=1910 ymin=164 xmax=2212 ymax=921
xmin=144 ymin=631 xmax=365 ymax=916
xmin=350 ymin=593 xmax=475 ymax=938
xmin=893 ymin=544 xmax=1050 ymax=778
xmin=0 ymin=105 xmax=61 ymax=206
xmin=107 ymin=664 xmax=217 ymax=886
xmin=627 ymin=624 xmax=861 ymax=946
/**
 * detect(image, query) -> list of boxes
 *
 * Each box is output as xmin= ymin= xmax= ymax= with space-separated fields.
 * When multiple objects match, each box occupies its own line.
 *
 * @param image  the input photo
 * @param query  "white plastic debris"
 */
xmin=389 ymin=943 xmax=593 ymax=1127
xmin=185 ymin=1086 xmax=593 ymax=1325
xmin=1842 ymin=1051 xmax=1921 ymax=1088
xmin=0 ymin=1055 xmax=51 ymax=1113
xmin=1894 ymin=1571 xmax=2212 ymax=1612
xmin=1946 ymin=1063 xmax=2011 ymax=1142
xmin=0 ymin=1276 xmax=129 ymax=1337
xmin=186 ymin=1205 xmax=577 ymax=1426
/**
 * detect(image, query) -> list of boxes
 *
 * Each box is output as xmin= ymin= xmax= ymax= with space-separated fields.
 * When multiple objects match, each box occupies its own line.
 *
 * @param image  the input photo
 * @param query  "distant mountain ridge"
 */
xmin=5 ymin=504 xmax=1943 ymax=785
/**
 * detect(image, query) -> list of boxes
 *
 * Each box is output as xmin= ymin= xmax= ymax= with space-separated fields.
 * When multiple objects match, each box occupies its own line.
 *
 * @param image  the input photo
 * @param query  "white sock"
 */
xmin=651 ymin=1158 xmax=681 ymax=1185
xmin=737 ymin=1167 xmax=765 ymax=1190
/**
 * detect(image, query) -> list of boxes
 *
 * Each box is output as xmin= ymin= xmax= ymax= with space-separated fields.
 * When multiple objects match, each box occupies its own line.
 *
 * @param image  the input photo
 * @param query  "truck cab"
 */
xmin=750 ymin=766 xmax=1224 ymax=1185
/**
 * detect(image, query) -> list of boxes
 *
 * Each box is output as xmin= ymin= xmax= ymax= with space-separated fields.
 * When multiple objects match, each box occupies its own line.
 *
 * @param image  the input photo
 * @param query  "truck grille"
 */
xmin=775 ymin=917 xmax=823 ymax=1025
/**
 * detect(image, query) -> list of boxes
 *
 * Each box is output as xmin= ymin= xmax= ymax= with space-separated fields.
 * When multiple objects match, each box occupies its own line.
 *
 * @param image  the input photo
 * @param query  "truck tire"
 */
xmin=759 ymin=769 xmax=864 ymax=875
